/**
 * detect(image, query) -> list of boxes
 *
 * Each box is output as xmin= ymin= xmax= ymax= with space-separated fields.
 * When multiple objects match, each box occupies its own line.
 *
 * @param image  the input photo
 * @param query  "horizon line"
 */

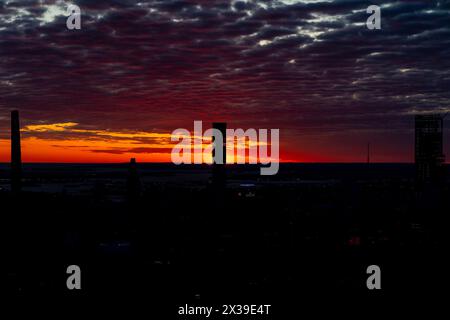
xmin=0 ymin=161 xmax=423 ymax=165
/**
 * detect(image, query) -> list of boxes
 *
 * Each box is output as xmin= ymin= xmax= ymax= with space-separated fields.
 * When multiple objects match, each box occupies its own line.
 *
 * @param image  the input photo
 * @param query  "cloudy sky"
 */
xmin=0 ymin=0 xmax=449 ymax=162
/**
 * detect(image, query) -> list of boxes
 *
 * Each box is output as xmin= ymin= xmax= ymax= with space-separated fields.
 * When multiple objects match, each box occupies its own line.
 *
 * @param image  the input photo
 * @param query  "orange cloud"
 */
xmin=23 ymin=122 xmax=79 ymax=132
xmin=0 ymin=122 xmax=280 ymax=163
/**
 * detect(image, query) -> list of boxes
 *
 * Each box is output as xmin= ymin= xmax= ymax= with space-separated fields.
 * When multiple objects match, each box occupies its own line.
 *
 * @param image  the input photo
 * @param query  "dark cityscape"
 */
xmin=2 ymin=111 xmax=448 ymax=308
xmin=1 ymin=0 xmax=449 ymax=315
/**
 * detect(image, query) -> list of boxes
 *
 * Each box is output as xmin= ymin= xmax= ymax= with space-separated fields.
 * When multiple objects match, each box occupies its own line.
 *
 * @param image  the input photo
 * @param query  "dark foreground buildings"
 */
xmin=415 ymin=114 xmax=445 ymax=187
xmin=2 ymin=115 xmax=447 ymax=302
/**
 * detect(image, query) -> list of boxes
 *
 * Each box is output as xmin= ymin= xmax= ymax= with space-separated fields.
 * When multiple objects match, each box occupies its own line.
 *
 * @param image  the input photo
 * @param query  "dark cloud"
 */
xmin=0 ymin=0 xmax=449 ymax=161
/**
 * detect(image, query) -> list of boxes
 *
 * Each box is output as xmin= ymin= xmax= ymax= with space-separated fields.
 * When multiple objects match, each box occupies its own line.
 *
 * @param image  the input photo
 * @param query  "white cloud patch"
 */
xmin=38 ymin=1 xmax=68 ymax=25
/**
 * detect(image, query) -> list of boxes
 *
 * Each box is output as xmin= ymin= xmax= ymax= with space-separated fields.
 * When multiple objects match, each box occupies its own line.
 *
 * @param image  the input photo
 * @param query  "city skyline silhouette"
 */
xmin=1 ymin=0 xmax=448 ymax=308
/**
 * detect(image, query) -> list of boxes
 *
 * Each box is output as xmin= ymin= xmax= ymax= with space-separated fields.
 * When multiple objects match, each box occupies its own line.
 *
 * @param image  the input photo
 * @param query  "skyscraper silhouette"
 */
xmin=415 ymin=114 xmax=445 ymax=186
xmin=127 ymin=158 xmax=141 ymax=200
xmin=212 ymin=122 xmax=227 ymax=189
xmin=11 ymin=110 xmax=22 ymax=193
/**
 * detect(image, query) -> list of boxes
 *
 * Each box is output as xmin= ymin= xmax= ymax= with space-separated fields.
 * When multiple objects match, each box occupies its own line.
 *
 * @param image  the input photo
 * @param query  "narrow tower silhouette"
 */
xmin=11 ymin=110 xmax=22 ymax=193
xmin=212 ymin=122 xmax=227 ymax=189
xmin=127 ymin=158 xmax=141 ymax=200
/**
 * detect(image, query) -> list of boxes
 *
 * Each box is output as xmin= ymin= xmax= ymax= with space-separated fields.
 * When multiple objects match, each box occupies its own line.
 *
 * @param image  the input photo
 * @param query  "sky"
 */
xmin=0 ymin=0 xmax=449 ymax=163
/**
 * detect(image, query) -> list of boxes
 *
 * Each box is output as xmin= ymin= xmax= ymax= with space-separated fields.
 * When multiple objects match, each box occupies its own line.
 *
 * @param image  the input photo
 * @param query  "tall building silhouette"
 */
xmin=212 ymin=122 xmax=227 ymax=188
xmin=127 ymin=158 xmax=141 ymax=200
xmin=415 ymin=114 xmax=445 ymax=186
xmin=11 ymin=110 xmax=22 ymax=193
